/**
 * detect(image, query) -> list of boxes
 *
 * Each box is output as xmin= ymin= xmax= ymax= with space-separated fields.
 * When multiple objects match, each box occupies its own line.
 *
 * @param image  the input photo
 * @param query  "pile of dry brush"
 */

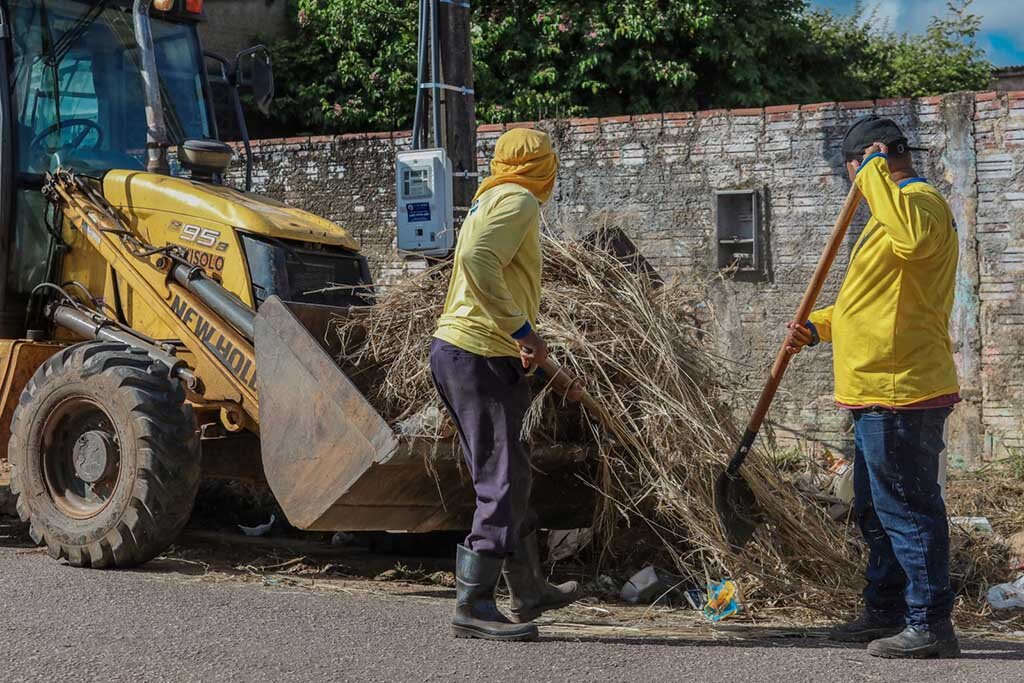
xmin=333 ymin=233 xmax=1014 ymax=619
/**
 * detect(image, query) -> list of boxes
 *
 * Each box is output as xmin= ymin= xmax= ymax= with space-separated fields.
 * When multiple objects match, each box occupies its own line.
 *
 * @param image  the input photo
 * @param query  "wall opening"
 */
xmin=715 ymin=189 xmax=767 ymax=281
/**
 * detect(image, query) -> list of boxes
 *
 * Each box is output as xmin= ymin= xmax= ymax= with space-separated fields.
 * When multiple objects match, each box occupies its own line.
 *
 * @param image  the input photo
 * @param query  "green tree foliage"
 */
xmin=471 ymin=0 xmax=827 ymax=121
xmin=805 ymin=1 xmax=993 ymax=101
xmin=267 ymin=0 xmax=419 ymax=132
xmin=264 ymin=0 xmax=992 ymax=135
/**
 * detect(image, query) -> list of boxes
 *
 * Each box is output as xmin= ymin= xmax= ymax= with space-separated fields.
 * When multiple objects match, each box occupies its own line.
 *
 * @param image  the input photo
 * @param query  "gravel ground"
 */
xmin=2 ymin=525 xmax=1023 ymax=683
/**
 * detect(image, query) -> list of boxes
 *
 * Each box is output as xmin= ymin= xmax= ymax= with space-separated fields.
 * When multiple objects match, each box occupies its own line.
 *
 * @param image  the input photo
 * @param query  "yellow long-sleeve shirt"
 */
xmin=434 ymin=184 xmax=541 ymax=358
xmin=808 ymin=153 xmax=960 ymax=406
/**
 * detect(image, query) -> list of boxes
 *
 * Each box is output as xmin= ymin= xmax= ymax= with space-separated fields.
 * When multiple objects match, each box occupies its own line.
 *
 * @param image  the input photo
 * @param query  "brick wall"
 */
xmin=225 ymin=91 xmax=1024 ymax=465
xmin=975 ymin=92 xmax=1024 ymax=456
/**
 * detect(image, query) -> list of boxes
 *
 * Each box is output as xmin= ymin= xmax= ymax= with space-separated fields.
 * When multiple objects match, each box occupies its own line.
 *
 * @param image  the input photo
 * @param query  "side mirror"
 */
xmin=233 ymin=46 xmax=274 ymax=117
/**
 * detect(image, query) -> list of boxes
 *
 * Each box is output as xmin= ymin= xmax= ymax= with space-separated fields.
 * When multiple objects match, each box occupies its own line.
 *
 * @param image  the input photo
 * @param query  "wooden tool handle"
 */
xmin=538 ymin=358 xmax=602 ymax=415
xmin=727 ymin=183 xmax=863 ymax=475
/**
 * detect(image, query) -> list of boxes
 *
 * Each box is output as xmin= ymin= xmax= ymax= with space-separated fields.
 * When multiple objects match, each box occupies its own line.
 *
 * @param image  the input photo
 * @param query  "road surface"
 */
xmin=1 ymin=524 xmax=1022 ymax=682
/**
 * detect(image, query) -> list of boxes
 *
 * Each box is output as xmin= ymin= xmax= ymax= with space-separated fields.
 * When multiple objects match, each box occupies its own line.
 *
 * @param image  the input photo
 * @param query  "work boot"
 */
xmin=828 ymin=609 xmax=905 ymax=643
xmin=867 ymin=624 xmax=961 ymax=659
xmin=502 ymin=531 xmax=581 ymax=623
xmin=452 ymin=544 xmax=538 ymax=641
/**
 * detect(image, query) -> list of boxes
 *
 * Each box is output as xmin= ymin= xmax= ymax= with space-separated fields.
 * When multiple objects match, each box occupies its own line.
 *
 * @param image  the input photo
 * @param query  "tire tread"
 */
xmin=8 ymin=341 xmax=200 ymax=569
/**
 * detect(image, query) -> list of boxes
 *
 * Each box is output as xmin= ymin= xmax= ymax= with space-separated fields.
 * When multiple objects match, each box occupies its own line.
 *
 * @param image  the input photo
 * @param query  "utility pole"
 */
xmin=399 ymin=0 xmax=474 ymax=259
xmin=437 ymin=0 xmax=476 ymax=217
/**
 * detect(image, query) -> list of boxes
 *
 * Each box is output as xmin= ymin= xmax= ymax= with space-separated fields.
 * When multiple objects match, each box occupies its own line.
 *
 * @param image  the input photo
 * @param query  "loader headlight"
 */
xmin=239 ymin=233 xmax=373 ymax=308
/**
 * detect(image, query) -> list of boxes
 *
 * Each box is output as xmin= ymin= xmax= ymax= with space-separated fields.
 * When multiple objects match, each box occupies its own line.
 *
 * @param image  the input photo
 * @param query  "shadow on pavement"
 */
xmin=400 ymin=589 xmax=457 ymax=599
xmin=539 ymin=625 xmax=1024 ymax=660
xmin=0 ymin=516 xmax=34 ymax=549
xmin=539 ymin=624 xmax=846 ymax=648
xmin=958 ymin=639 xmax=1024 ymax=661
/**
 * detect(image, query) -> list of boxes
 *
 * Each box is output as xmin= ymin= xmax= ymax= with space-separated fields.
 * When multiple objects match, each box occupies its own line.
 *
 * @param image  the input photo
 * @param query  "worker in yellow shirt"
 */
xmin=431 ymin=129 xmax=582 ymax=642
xmin=786 ymin=115 xmax=960 ymax=659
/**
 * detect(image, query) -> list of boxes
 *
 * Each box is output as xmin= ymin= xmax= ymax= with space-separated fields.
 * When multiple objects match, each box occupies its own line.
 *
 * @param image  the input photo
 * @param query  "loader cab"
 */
xmin=10 ymin=0 xmax=214 ymax=173
xmin=0 ymin=0 xmax=269 ymax=336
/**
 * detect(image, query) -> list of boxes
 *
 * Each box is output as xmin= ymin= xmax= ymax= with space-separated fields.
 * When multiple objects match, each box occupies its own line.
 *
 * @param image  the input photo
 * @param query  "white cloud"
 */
xmin=971 ymin=0 xmax=1024 ymax=34
xmin=811 ymin=0 xmax=1024 ymax=65
xmin=822 ymin=0 xmax=1024 ymax=65
xmin=867 ymin=0 xmax=905 ymax=31
xmin=857 ymin=0 xmax=1024 ymax=37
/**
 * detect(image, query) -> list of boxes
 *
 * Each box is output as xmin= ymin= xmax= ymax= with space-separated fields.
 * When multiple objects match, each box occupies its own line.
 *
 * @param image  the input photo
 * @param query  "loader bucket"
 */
xmin=254 ymin=296 xmax=399 ymax=530
xmin=254 ymin=296 xmax=596 ymax=533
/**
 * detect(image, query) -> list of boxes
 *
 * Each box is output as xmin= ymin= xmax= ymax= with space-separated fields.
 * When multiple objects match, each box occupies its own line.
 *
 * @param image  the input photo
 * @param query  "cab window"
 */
xmin=7 ymin=0 xmax=213 ymax=297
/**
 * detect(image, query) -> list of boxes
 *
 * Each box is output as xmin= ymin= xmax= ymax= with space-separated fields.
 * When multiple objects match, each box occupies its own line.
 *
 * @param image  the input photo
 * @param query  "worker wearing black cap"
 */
xmin=785 ymin=115 xmax=961 ymax=659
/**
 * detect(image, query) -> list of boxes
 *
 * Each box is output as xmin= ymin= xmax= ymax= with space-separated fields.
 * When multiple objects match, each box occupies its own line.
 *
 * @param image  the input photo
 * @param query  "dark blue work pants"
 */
xmin=429 ymin=339 xmax=536 ymax=557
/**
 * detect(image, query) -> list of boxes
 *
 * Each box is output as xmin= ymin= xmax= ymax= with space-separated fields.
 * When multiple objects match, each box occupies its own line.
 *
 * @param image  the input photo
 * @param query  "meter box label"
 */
xmin=406 ymin=202 xmax=432 ymax=222
xmin=396 ymin=149 xmax=454 ymax=256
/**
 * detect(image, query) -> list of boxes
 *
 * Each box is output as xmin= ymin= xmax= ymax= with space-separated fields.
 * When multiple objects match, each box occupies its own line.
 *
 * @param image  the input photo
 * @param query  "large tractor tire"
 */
xmin=9 ymin=341 xmax=200 ymax=568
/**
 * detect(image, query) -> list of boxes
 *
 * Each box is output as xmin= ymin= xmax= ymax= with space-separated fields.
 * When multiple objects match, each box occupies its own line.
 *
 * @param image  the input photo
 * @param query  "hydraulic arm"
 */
xmin=44 ymin=169 xmax=259 ymax=416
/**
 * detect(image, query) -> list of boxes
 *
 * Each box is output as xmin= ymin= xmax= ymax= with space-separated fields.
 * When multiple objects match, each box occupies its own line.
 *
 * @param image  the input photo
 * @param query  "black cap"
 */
xmin=841 ymin=114 xmax=927 ymax=160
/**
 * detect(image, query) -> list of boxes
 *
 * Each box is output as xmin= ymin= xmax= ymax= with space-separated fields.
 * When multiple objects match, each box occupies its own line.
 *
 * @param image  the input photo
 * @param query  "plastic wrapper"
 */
xmin=703 ymin=579 xmax=740 ymax=622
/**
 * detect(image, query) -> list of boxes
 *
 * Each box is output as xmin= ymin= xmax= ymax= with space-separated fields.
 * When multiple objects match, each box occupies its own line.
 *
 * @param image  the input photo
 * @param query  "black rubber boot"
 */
xmin=828 ymin=610 xmax=905 ymax=643
xmin=452 ymin=544 xmax=538 ymax=641
xmin=502 ymin=531 xmax=581 ymax=624
xmin=867 ymin=624 xmax=961 ymax=659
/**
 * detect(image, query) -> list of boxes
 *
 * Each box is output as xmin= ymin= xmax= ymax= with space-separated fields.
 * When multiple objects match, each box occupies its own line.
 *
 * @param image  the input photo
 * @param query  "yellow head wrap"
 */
xmin=473 ymin=128 xmax=559 ymax=204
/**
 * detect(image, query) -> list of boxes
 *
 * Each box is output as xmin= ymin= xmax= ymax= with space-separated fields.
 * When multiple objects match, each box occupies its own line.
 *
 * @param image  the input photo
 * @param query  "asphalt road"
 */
xmin=2 ymin=537 xmax=1023 ymax=683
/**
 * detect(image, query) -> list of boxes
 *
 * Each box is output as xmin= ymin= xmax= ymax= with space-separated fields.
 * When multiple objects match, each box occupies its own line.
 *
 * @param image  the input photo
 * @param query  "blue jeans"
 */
xmin=852 ymin=407 xmax=955 ymax=628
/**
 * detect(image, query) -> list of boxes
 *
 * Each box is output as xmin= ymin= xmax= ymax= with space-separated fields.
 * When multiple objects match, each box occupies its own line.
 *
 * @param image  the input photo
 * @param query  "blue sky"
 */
xmin=809 ymin=0 xmax=1024 ymax=67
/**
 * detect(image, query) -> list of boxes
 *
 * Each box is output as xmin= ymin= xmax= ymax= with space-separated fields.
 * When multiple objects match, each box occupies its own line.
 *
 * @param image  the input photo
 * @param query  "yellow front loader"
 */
xmin=0 ymin=0 xmax=591 ymax=567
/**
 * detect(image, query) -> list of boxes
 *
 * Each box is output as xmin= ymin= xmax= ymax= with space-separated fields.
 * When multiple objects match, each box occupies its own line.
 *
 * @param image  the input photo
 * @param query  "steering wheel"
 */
xmin=30 ymin=118 xmax=104 ymax=155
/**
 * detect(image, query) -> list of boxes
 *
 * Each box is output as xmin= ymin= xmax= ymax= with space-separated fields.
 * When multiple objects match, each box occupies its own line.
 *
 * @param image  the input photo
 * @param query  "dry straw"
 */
xmin=333 ymin=233 xmax=1010 ymax=619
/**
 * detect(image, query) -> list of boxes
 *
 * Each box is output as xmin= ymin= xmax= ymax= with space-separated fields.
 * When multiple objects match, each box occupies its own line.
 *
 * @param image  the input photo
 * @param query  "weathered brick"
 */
xmin=838 ymin=99 xmax=875 ymax=110
xmin=801 ymin=101 xmax=837 ymax=112
xmin=230 ymin=92 xmax=1021 ymax=463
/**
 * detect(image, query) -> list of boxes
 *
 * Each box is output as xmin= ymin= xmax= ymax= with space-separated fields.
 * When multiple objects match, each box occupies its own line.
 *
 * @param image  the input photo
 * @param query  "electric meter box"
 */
xmin=396 ymin=149 xmax=454 ymax=256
